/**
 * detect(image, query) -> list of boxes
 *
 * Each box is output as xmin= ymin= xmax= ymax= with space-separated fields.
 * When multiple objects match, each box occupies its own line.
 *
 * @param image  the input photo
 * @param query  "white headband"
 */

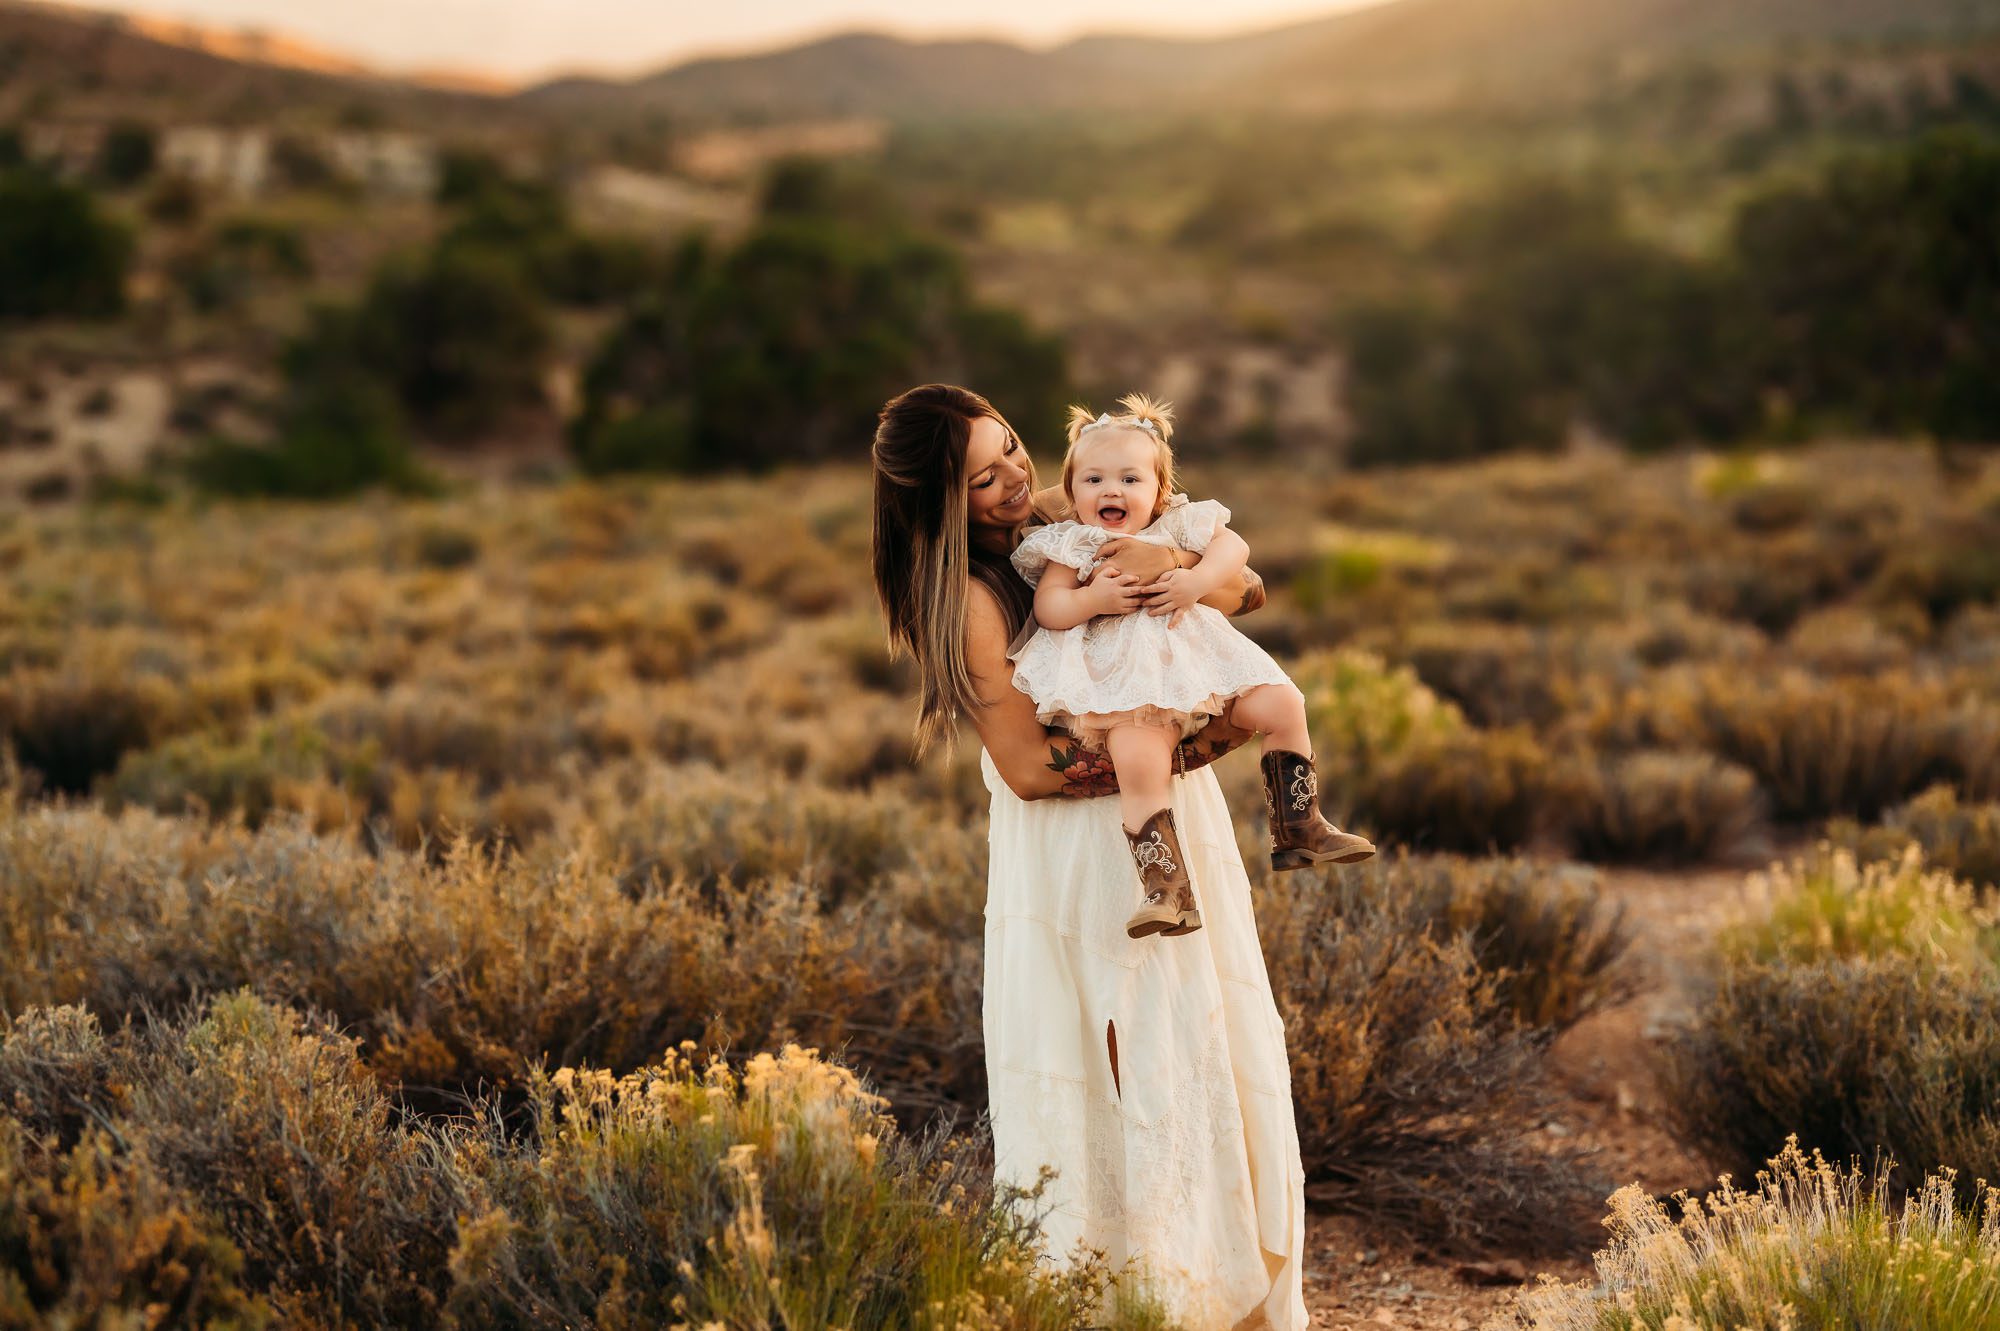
xmin=1077 ymin=412 xmax=1162 ymax=441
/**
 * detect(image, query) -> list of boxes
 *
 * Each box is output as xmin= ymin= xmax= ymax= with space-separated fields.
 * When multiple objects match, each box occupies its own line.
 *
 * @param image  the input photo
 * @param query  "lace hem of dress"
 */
xmin=999 ymin=1019 xmax=1243 ymax=1239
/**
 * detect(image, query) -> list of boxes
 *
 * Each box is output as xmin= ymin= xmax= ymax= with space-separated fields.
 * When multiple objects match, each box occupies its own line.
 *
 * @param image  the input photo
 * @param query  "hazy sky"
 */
xmin=88 ymin=0 xmax=1371 ymax=82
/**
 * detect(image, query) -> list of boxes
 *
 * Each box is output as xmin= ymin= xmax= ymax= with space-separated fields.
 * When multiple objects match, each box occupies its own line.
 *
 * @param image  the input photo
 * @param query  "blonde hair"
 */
xmin=1060 ymin=392 xmax=1177 ymax=521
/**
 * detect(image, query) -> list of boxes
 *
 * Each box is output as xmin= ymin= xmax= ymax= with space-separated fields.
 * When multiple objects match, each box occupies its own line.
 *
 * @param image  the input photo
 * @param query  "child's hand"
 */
xmin=1145 ymin=568 xmax=1205 ymax=627
xmin=1084 ymin=569 xmax=1146 ymax=617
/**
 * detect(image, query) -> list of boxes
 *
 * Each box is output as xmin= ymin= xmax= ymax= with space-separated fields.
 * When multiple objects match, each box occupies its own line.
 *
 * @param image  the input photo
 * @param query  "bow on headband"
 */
xmin=1078 ymin=412 xmax=1163 ymax=440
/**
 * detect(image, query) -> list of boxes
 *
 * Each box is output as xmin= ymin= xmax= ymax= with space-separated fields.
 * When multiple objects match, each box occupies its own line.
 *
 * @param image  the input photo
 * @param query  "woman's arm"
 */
xmin=1094 ymin=537 xmax=1266 ymax=619
xmin=964 ymin=585 xmax=1255 ymax=800
xmin=1140 ymin=526 xmax=1250 ymax=628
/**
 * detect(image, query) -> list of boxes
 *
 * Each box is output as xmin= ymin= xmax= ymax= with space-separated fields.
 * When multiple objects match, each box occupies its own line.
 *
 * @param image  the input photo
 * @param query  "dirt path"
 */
xmin=1298 ymin=861 xmax=1756 ymax=1328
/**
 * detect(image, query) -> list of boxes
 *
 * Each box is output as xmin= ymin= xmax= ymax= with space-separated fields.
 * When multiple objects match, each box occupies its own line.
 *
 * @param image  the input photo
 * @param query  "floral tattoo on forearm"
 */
xmin=1049 ymin=725 xmax=1249 ymax=797
xmin=1236 ymin=568 xmax=1266 ymax=616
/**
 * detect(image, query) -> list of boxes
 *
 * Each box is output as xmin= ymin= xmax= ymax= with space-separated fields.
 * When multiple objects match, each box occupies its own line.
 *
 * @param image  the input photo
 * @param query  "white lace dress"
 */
xmin=982 ymin=749 xmax=1309 ymax=1329
xmin=1007 ymin=497 xmax=1292 ymax=751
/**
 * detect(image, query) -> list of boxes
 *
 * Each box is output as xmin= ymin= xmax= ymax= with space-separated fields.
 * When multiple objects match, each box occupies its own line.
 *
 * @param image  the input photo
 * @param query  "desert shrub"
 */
xmin=1341 ymin=724 xmax=1566 ymax=854
xmin=105 ymin=720 xmax=333 ymax=825
xmin=122 ymin=992 xmax=454 ymax=1326
xmin=0 ymin=802 xmax=983 ymax=1126
xmin=1521 ymin=1141 xmax=2000 ymax=1331
xmin=1690 ymin=670 xmax=1991 ymax=821
xmin=1827 ymin=785 xmax=2000 ymax=892
xmin=1396 ymin=621 xmax=1575 ymax=728
xmin=0 ymin=668 xmax=167 ymax=796
xmin=1563 ymin=750 xmax=1765 ymax=865
xmin=0 ymin=1118 xmax=265 ymax=1328
xmin=442 ymin=1044 xmax=1170 ymax=1330
xmin=1291 ymin=647 xmax=1463 ymax=775
xmin=582 ymin=760 xmax=983 ymax=906
xmin=1666 ymin=850 xmax=2000 ymax=1190
xmin=1259 ymin=864 xmax=1601 ymax=1250
xmin=0 ymin=169 xmax=131 ymax=320
xmin=0 ymin=1006 xmax=123 ymax=1148
xmin=1368 ymin=853 xmax=1630 ymax=1033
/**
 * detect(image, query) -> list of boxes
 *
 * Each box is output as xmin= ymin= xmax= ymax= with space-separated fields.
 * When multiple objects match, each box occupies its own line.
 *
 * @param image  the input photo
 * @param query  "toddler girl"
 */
xmin=1008 ymin=394 xmax=1374 ymax=940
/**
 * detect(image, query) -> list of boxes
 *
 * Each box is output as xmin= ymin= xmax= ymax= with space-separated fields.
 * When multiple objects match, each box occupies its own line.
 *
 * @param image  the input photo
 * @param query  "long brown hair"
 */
xmin=870 ymin=384 xmax=1044 ymax=755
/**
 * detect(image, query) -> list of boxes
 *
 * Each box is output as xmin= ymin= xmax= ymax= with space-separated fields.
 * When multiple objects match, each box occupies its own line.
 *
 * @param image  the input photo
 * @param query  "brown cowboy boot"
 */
xmin=1123 ymin=807 xmax=1202 ymax=938
xmin=1262 ymin=749 xmax=1375 ymax=872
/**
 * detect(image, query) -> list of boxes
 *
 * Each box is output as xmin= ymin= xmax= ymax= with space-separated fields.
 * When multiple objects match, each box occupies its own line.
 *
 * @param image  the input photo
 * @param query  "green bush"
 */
xmin=0 ymin=169 xmax=131 ymax=320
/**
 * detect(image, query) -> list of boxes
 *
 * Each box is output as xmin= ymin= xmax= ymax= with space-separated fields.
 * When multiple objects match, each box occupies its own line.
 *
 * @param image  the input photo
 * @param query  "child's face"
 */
xmin=1069 ymin=429 xmax=1162 ymax=534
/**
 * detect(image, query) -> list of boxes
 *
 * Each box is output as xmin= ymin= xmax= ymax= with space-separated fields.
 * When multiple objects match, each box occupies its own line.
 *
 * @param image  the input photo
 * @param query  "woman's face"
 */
xmin=964 ymin=414 xmax=1035 ymax=535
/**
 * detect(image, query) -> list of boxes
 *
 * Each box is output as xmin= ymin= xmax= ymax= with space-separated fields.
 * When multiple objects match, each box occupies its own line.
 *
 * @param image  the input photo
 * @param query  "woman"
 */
xmin=871 ymin=384 xmax=1309 ymax=1330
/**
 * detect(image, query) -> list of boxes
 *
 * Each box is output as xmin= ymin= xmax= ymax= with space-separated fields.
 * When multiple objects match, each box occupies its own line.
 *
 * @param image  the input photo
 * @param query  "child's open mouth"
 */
xmin=1098 ymin=505 xmax=1127 ymax=524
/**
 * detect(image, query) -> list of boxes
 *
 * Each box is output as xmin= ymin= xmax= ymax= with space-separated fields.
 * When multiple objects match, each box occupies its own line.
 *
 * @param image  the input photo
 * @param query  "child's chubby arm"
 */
xmin=1146 ymin=525 xmax=1250 ymax=628
xmin=1032 ymin=560 xmax=1146 ymax=631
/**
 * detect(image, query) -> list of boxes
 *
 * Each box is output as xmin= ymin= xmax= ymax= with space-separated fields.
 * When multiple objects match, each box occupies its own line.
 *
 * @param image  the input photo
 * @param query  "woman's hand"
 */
xmin=1093 ymin=538 xmax=1176 ymax=587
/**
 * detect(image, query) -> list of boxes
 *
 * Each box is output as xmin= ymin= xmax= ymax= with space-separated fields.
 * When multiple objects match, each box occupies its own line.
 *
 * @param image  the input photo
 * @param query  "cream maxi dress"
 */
xmin=981 ymin=748 xmax=1310 ymax=1330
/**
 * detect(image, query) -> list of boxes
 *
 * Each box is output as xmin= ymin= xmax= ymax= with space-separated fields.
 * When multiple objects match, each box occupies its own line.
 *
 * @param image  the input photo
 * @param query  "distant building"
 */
xmin=327 ymin=132 xmax=438 ymax=197
xmin=159 ymin=126 xmax=272 ymax=195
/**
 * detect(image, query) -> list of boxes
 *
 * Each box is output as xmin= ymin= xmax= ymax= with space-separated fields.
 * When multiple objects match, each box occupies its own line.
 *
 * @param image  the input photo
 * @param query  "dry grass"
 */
xmin=1521 ymin=1139 xmax=2000 ymax=1330
xmin=6 ymin=442 xmax=2000 ymax=1306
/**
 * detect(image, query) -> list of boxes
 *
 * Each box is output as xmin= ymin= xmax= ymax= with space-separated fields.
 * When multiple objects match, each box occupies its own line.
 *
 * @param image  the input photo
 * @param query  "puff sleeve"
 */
xmin=1157 ymin=498 xmax=1231 ymax=553
xmin=1009 ymin=522 xmax=1108 ymax=587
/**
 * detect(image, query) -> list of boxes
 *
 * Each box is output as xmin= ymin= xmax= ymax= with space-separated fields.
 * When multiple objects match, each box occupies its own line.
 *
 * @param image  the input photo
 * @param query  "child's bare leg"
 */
xmin=1105 ymin=722 xmax=1180 ymax=832
xmin=1227 ymin=682 xmax=1312 ymax=756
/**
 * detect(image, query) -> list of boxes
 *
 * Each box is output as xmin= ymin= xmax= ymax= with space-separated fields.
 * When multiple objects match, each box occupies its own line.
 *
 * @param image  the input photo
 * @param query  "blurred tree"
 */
xmin=171 ymin=218 xmax=313 ymax=313
xmin=1341 ymin=302 xmax=1560 ymax=466
xmin=349 ymin=246 xmax=554 ymax=440
xmin=1343 ymin=177 xmax=1765 ymax=459
xmin=0 ymin=125 xmax=23 ymax=168
xmin=1734 ymin=127 xmax=2000 ymax=442
xmin=269 ymin=133 xmax=339 ymax=193
xmin=572 ymin=218 xmax=1069 ymax=474
xmin=436 ymin=147 xmax=514 ymax=207
xmin=144 ymin=175 xmax=203 ymax=226
xmin=0 ymin=169 xmax=130 ymax=319
xmin=94 ymin=120 xmax=157 ymax=188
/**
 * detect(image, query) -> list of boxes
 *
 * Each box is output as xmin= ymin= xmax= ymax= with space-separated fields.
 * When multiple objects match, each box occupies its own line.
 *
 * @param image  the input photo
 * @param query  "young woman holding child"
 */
xmin=871 ymin=383 xmax=1363 ymax=1329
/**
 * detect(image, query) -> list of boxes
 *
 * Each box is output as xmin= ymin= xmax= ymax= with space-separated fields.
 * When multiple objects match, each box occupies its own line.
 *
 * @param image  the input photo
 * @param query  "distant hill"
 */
xmin=0 ymin=0 xmax=512 ymax=129
xmin=519 ymin=0 xmax=2000 ymax=121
